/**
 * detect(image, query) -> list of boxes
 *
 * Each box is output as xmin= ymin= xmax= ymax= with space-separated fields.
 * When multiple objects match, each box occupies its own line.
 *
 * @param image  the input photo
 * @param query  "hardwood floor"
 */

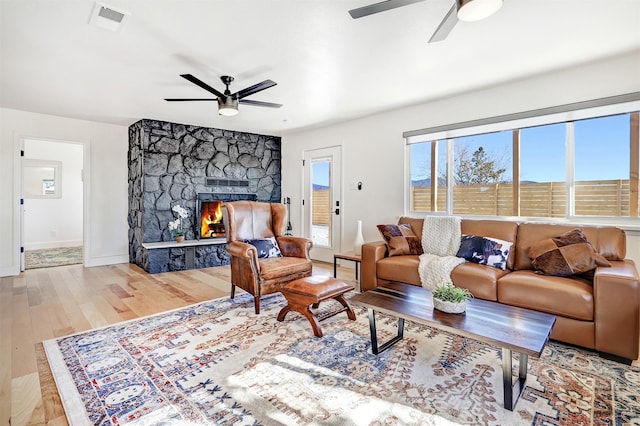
xmin=0 ymin=261 xmax=358 ymax=426
xmin=1 ymin=262 xmax=638 ymax=425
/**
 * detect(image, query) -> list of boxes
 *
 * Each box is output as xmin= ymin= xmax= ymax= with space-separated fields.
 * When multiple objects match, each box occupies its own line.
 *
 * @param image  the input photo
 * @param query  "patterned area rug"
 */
xmin=25 ymin=246 xmax=83 ymax=269
xmin=43 ymin=292 xmax=640 ymax=425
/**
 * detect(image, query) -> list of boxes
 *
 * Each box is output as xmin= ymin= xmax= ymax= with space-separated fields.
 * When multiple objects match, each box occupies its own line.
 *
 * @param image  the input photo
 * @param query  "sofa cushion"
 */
xmin=456 ymin=235 xmax=513 ymax=270
xmin=527 ymin=228 xmax=610 ymax=277
xmin=377 ymin=224 xmax=424 ymax=256
xmin=450 ymin=263 xmax=510 ymax=301
xmin=245 ymin=236 xmax=283 ymax=259
xmin=498 ymin=270 xmax=594 ymax=321
xmin=377 ymin=255 xmax=421 ymax=286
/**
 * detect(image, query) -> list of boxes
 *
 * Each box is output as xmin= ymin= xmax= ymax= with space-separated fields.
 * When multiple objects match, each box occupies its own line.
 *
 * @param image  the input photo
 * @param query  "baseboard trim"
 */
xmin=85 ymin=255 xmax=129 ymax=268
xmin=0 ymin=266 xmax=20 ymax=277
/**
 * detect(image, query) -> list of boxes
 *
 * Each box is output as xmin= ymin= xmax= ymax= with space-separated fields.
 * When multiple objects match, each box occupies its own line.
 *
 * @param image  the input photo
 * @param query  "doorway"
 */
xmin=303 ymin=146 xmax=342 ymax=263
xmin=21 ymin=138 xmax=84 ymax=270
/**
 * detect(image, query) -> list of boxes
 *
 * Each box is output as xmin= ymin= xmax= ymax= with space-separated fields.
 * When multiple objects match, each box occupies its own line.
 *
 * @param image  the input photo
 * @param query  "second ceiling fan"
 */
xmin=165 ymin=74 xmax=282 ymax=116
xmin=349 ymin=0 xmax=503 ymax=43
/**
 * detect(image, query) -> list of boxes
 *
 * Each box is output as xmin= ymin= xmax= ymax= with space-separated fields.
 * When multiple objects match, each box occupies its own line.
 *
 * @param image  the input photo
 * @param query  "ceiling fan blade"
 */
xmin=239 ymin=99 xmax=283 ymax=108
xmin=348 ymin=0 xmax=424 ymax=19
xmin=180 ymin=74 xmax=225 ymax=98
xmin=428 ymin=3 xmax=458 ymax=43
xmin=234 ymin=80 xmax=277 ymax=99
xmin=164 ymin=98 xmax=217 ymax=101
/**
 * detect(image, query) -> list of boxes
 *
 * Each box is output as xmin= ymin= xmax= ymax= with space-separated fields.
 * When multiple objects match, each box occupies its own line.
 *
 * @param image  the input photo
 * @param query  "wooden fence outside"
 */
xmin=312 ymin=180 xmax=633 ymax=225
xmin=411 ymin=179 xmax=632 ymax=217
xmin=312 ymin=189 xmax=331 ymax=225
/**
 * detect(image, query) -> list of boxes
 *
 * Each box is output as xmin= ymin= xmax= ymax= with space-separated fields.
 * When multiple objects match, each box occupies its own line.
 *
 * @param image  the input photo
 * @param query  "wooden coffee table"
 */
xmin=350 ymin=282 xmax=556 ymax=411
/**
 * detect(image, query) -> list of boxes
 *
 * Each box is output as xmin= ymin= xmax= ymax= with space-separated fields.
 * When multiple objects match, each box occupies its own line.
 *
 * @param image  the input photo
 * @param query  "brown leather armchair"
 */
xmin=222 ymin=200 xmax=313 ymax=314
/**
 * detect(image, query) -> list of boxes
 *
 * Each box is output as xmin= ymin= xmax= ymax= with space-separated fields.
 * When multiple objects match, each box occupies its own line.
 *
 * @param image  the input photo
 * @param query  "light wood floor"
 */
xmin=0 ymin=260 xmax=359 ymax=426
xmin=2 ymin=262 xmax=638 ymax=426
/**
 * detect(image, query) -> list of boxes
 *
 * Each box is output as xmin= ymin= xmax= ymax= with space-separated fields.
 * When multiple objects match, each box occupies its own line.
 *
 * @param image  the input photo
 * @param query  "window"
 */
xmin=23 ymin=159 xmax=62 ymax=199
xmin=574 ymin=114 xmax=631 ymax=217
xmin=519 ymin=123 xmax=566 ymax=217
xmin=452 ymin=132 xmax=512 ymax=216
xmin=407 ymin=106 xmax=639 ymax=221
xmin=410 ymin=140 xmax=447 ymax=212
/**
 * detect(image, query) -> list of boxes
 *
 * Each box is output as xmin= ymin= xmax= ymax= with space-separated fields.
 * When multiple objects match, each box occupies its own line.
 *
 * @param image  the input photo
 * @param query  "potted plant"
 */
xmin=432 ymin=282 xmax=473 ymax=314
xmin=168 ymin=204 xmax=188 ymax=242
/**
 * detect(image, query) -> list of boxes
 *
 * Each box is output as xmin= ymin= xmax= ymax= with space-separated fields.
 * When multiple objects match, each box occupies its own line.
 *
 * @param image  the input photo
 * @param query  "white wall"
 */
xmin=23 ymin=139 xmax=84 ymax=249
xmin=0 ymin=108 xmax=129 ymax=276
xmin=282 ymin=50 xmax=640 ymax=267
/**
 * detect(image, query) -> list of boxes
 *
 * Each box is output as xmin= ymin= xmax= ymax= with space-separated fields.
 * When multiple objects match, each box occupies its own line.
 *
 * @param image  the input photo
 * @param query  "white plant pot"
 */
xmin=433 ymin=297 xmax=466 ymax=314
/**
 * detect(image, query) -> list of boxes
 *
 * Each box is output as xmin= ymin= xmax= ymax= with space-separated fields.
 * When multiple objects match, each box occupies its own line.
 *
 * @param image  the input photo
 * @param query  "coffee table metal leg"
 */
xmin=502 ymin=348 xmax=528 ymax=411
xmin=368 ymin=309 xmax=404 ymax=355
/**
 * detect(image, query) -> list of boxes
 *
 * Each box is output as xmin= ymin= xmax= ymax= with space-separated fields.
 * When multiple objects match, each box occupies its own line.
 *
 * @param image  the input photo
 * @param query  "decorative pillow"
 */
xmin=456 ymin=235 xmax=513 ymax=270
xmin=245 ymin=237 xmax=283 ymax=259
xmin=377 ymin=224 xmax=423 ymax=256
xmin=527 ymin=228 xmax=611 ymax=277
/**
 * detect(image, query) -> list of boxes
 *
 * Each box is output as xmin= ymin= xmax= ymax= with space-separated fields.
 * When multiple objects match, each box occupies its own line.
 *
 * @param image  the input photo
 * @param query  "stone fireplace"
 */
xmin=128 ymin=119 xmax=281 ymax=273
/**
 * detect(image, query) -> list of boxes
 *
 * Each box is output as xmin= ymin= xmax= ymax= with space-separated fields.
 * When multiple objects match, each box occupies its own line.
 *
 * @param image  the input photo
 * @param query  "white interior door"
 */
xmin=303 ymin=146 xmax=342 ymax=262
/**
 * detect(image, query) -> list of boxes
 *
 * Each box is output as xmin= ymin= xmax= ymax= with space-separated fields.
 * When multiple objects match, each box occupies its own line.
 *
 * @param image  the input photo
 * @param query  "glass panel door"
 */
xmin=303 ymin=147 xmax=341 ymax=262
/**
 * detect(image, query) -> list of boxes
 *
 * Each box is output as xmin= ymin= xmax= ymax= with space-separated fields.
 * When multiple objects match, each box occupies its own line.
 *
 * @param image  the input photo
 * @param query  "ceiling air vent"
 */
xmin=205 ymin=178 xmax=250 ymax=187
xmin=89 ymin=2 xmax=129 ymax=32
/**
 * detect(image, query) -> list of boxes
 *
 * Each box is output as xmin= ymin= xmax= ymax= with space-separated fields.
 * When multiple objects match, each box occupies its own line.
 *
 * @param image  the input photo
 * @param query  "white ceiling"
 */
xmin=1 ymin=0 xmax=639 ymax=136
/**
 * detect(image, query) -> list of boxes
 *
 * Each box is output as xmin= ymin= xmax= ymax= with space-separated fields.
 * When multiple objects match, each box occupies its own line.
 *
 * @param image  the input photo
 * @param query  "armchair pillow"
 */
xmin=377 ymin=224 xmax=424 ymax=256
xmin=527 ymin=228 xmax=611 ymax=277
xmin=245 ymin=237 xmax=283 ymax=259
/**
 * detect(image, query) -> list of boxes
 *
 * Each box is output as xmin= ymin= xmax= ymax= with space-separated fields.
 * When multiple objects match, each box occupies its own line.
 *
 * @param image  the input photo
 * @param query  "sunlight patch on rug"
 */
xmin=43 ymin=292 xmax=640 ymax=425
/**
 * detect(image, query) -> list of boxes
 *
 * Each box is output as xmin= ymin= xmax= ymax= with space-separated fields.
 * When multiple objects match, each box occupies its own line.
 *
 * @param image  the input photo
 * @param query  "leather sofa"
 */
xmin=362 ymin=217 xmax=640 ymax=363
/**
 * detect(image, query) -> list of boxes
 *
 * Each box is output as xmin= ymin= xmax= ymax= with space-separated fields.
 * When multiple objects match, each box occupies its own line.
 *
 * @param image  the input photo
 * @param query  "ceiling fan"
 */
xmin=165 ymin=74 xmax=282 ymax=116
xmin=348 ymin=0 xmax=503 ymax=43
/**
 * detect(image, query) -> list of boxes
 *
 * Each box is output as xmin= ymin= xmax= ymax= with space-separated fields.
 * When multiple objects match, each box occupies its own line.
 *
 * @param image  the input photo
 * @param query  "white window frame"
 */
xmin=404 ymin=96 xmax=640 ymax=231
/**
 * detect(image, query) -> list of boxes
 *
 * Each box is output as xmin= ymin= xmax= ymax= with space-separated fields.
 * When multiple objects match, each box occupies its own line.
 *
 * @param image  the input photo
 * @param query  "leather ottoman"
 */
xmin=277 ymin=275 xmax=356 ymax=337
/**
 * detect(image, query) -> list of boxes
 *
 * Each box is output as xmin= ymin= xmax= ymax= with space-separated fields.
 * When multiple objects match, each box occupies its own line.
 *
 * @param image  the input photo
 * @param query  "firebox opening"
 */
xmin=195 ymin=192 xmax=258 ymax=239
xmin=200 ymin=201 xmax=225 ymax=238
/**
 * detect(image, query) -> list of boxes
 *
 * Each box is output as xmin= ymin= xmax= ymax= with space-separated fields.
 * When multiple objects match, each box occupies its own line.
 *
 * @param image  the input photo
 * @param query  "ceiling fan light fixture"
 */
xmin=456 ymin=0 xmax=502 ymax=22
xmin=218 ymin=97 xmax=239 ymax=116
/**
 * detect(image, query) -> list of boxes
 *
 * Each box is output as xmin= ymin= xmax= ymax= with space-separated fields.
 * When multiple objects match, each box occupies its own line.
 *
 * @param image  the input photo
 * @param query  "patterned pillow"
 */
xmin=456 ymin=235 xmax=513 ymax=270
xmin=245 ymin=237 xmax=283 ymax=259
xmin=527 ymin=228 xmax=611 ymax=277
xmin=377 ymin=224 xmax=424 ymax=256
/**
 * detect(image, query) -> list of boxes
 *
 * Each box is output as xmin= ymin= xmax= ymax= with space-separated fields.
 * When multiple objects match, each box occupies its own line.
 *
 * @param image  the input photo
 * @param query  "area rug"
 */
xmin=25 ymin=246 xmax=83 ymax=269
xmin=43 ymin=292 xmax=640 ymax=425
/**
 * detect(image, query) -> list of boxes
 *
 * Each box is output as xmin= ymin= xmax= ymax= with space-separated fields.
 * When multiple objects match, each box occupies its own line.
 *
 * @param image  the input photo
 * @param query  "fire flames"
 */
xmin=200 ymin=201 xmax=225 ymax=238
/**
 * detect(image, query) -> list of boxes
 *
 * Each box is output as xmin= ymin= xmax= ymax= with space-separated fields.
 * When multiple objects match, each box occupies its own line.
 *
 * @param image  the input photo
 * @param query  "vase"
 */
xmin=175 ymin=235 xmax=185 ymax=243
xmin=433 ymin=297 xmax=466 ymax=314
xmin=354 ymin=220 xmax=364 ymax=256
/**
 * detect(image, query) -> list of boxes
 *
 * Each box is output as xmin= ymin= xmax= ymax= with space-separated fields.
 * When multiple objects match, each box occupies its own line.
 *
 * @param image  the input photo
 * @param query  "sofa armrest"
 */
xmin=276 ymin=236 xmax=312 ymax=259
xmin=361 ymin=241 xmax=388 ymax=291
xmin=593 ymin=259 xmax=639 ymax=361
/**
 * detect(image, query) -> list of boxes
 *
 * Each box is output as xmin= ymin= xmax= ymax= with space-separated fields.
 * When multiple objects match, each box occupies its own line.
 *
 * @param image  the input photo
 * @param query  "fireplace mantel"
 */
xmin=142 ymin=238 xmax=227 ymax=250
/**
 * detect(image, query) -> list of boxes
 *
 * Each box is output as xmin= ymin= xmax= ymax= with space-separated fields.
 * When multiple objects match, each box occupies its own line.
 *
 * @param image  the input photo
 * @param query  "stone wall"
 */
xmin=127 ymin=119 xmax=282 ymax=273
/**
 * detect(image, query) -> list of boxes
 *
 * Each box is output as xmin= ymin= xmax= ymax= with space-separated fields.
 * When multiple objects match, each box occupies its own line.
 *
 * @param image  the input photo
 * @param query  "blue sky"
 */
xmin=411 ymin=113 xmax=631 ymax=183
xmin=312 ymin=161 xmax=330 ymax=187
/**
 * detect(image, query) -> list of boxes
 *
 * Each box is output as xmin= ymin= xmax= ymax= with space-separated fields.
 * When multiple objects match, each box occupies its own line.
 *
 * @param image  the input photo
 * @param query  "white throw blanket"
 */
xmin=418 ymin=216 xmax=465 ymax=290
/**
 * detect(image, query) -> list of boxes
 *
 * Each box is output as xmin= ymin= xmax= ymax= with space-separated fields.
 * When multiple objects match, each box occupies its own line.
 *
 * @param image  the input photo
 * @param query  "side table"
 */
xmin=333 ymin=251 xmax=362 ymax=291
